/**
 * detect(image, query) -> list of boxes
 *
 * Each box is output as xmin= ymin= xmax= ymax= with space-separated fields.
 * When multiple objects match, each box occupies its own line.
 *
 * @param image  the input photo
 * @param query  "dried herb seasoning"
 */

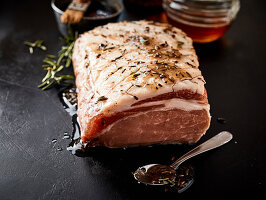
xmin=99 ymin=43 xmax=107 ymax=49
xmin=160 ymin=41 xmax=168 ymax=47
xmin=139 ymin=36 xmax=150 ymax=45
xmin=98 ymin=96 xmax=108 ymax=101
xmin=144 ymin=26 xmax=150 ymax=33
xmin=133 ymin=96 xmax=139 ymax=100
xmin=101 ymin=118 xmax=106 ymax=126
xmin=133 ymin=73 xmax=141 ymax=78
xmin=111 ymin=55 xmax=123 ymax=62
xmin=103 ymin=46 xmax=115 ymax=51
xmin=177 ymin=41 xmax=184 ymax=47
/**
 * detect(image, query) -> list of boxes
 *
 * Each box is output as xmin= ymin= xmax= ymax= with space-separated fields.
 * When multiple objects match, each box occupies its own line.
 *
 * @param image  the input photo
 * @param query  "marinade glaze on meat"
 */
xmin=72 ymin=20 xmax=211 ymax=148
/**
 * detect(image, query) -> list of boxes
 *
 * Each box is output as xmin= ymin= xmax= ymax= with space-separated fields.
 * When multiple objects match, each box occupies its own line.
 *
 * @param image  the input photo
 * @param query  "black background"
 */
xmin=0 ymin=0 xmax=266 ymax=199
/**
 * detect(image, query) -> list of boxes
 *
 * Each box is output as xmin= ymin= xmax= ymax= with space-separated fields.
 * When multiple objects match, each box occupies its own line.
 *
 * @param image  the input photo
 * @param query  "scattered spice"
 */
xmin=101 ymin=118 xmax=106 ymax=126
xmin=163 ymin=26 xmax=173 ymax=33
xmin=133 ymin=73 xmax=141 ymax=78
xmin=160 ymin=41 xmax=168 ymax=47
xmin=98 ymin=96 xmax=108 ymax=101
xmin=103 ymin=46 xmax=115 ymax=51
xmin=154 ymin=52 xmax=161 ymax=58
xmin=134 ymin=61 xmax=145 ymax=64
xmin=160 ymin=74 xmax=165 ymax=79
xmin=111 ymin=55 xmax=123 ymax=62
xmin=144 ymin=26 xmax=150 ymax=33
xmin=99 ymin=43 xmax=107 ymax=49
xmin=130 ymin=68 xmax=141 ymax=76
xmin=154 ymin=45 xmax=160 ymax=50
xmin=186 ymin=62 xmax=196 ymax=68
xmin=177 ymin=41 xmax=184 ymax=47
xmin=99 ymin=43 xmax=115 ymax=51
xmin=133 ymin=96 xmax=139 ymax=100
xmin=139 ymin=36 xmax=150 ymax=45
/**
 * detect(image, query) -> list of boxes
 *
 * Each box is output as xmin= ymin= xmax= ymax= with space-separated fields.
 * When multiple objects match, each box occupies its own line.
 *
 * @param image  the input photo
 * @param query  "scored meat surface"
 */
xmin=72 ymin=20 xmax=211 ymax=148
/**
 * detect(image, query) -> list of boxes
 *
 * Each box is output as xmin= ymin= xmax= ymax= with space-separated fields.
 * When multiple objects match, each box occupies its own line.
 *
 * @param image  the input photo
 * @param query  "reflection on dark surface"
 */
xmin=194 ymin=39 xmax=229 ymax=60
xmin=58 ymin=86 xmax=197 ymax=196
xmin=123 ymin=0 xmax=162 ymax=14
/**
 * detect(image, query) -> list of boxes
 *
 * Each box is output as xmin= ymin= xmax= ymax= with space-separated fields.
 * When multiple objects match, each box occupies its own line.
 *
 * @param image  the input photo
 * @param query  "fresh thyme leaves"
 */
xmin=38 ymin=26 xmax=78 ymax=90
xmin=24 ymin=40 xmax=47 ymax=54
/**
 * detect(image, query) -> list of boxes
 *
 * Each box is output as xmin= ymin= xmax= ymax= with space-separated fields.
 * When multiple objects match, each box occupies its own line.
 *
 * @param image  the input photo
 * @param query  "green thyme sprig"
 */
xmin=24 ymin=40 xmax=47 ymax=54
xmin=38 ymin=26 xmax=78 ymax=90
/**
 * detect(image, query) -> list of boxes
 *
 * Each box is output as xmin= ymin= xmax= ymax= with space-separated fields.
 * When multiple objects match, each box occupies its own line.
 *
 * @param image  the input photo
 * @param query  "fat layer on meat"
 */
xmin=72 ymin=20 xmax=210 ymax=147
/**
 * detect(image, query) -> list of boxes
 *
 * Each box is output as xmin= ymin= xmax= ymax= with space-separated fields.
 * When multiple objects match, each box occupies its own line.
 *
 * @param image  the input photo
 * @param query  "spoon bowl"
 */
xmin=133 ymin=131 xmax=233 ymax=186
xmin=134 ymin=164 xmax=176 ymax=185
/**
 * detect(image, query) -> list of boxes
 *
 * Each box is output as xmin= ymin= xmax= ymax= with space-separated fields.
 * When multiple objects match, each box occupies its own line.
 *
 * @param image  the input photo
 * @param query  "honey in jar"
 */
xmin=167 ymin=17 xmax=231 ymax=43
xmin=162 ymin=0 xmax=240 ymax=43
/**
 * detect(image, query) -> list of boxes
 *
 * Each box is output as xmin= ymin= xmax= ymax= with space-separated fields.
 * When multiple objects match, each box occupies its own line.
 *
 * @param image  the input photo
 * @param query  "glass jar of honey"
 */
xmin=163 ymin=0 xmax=240 ymax=43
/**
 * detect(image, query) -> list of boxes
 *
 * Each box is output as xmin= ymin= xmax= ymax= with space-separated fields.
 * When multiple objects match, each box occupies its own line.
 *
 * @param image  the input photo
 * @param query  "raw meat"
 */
xmin=72 ymin=20 xmax=211 ymax=148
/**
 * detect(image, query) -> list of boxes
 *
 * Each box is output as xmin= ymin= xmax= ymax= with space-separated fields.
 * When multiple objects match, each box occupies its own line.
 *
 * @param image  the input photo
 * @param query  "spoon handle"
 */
xmin=170 ymin=131 xmax=233 ymax=170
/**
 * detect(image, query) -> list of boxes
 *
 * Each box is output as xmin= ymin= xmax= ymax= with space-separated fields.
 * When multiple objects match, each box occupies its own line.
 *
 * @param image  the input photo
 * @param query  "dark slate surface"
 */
xmin=0 ymin=0 xmax=265 ymax=199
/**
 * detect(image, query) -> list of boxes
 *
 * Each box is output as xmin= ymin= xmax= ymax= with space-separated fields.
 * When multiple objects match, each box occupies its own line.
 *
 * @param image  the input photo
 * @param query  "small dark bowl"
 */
xmin=51 ymin=0 xmax=124 ymax=36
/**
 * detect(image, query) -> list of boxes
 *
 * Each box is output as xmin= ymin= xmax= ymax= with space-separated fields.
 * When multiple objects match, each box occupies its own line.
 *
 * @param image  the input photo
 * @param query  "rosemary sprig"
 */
xmin=24 ymin=40 xmax=47 ymax=54
xmin=38 ymin=26 xmax=78 ymax=90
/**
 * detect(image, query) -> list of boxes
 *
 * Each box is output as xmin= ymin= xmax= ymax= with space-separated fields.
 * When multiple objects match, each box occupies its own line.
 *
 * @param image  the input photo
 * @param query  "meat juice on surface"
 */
xmin=59 ymin=87 xmax=195 ymax=193
xmin=59 ymin=87 xmax=84 ymax=156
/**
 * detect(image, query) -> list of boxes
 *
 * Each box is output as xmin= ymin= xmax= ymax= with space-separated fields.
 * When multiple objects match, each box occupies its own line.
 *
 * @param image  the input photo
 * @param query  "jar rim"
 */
xmin=163 ymin=0 xmax=240 ymax=28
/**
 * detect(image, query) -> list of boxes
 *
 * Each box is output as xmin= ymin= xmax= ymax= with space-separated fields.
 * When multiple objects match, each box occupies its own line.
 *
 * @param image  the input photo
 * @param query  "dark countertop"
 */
xmin=0 ymin=0 xmax=265 ymax=199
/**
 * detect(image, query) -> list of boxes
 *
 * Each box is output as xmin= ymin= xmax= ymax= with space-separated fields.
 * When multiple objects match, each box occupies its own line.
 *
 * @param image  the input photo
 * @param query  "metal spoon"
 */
xmin=133 ymin=131 xmax=233 ymax=186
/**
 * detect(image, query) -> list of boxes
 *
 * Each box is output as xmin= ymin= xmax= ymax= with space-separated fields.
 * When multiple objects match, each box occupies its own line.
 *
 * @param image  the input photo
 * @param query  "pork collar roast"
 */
xmin=72 ymin=20 xmax=211 ymax=148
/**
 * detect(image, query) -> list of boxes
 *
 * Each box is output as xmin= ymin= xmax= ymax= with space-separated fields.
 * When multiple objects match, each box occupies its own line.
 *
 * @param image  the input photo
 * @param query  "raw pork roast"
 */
xmin=72 ymin=21 xmax=211 ymax=148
